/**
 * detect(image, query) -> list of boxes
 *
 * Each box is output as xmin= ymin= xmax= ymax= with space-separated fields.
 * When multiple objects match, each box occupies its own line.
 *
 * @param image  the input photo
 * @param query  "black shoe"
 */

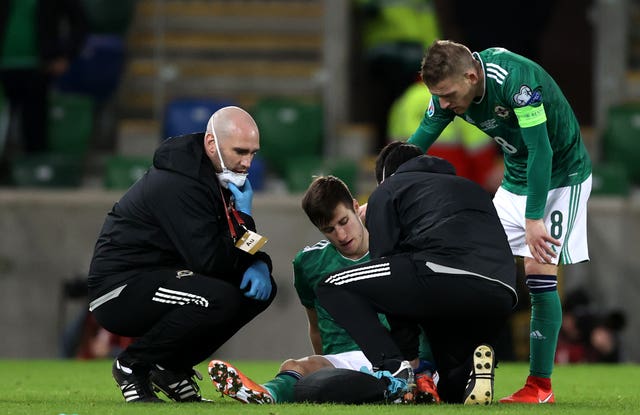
xmin=463 ymin=344 xmax=495 ymax=405
xmin=150 ymin=364 xmax=203 ymax=402
xmin=112 ymin=359 xmax=163 ymax=403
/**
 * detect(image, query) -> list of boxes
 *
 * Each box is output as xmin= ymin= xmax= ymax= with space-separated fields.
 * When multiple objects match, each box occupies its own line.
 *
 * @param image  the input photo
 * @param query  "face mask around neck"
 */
xmin=217 ymin=169 xmax=248 ymax=189
xmin=212 ymin=126 xmax=248 ymax=189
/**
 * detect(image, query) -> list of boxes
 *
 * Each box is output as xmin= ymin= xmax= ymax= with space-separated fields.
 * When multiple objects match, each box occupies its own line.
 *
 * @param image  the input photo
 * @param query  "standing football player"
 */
xmin=408 ymin=40 xmax=592 ymax=404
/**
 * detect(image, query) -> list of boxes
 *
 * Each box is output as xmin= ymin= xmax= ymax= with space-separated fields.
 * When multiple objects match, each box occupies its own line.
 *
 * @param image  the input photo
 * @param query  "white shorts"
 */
xmin=493 ymin=175 xmax=591 ymax=265
xmin=323 ymin=350 xmax=372 ymax=371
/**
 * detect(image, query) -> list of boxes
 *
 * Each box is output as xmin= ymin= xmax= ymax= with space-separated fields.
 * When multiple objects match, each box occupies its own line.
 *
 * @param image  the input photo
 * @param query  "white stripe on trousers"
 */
xmin=152 ymin=287 xmax=209 ymax=307
xmin=325 ymin=262 xmax=391 ymax=285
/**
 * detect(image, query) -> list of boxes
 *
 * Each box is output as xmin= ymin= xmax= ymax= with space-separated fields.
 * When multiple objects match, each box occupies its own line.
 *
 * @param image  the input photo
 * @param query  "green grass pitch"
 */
xmin=0 ymin=359 xmax=638 ymax=414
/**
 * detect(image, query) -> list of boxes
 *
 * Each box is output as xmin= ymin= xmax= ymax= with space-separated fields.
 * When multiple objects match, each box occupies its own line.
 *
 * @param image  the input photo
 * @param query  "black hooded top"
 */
xmin=88 ymin=133 xmax=271 ymax=298
xmin=366 ymin=155 xmax=517 ymax=302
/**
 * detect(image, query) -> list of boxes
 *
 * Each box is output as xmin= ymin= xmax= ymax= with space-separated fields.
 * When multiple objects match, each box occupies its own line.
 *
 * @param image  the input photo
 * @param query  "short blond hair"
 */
xmin=420 ymin=40 xmax=475 ymax=87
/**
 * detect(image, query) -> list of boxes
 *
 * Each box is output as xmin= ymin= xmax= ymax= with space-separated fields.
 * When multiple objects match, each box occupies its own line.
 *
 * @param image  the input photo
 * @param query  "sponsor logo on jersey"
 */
xmin=494 ymin=105 xmax=510 ymax=118
xmin=513 ymin=85 xmax=533 ymax=106
xmin=427 ymin=98 xmax=435 ymax=117
xmin=479 ymin=119 xmax=498 ymax=130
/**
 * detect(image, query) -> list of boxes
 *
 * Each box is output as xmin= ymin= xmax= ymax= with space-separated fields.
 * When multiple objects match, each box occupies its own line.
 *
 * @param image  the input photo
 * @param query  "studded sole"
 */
xmin=208 ymin=361 xmax=274 ymax=404
xmin=463 ymin=344 xmax=495 ymax=405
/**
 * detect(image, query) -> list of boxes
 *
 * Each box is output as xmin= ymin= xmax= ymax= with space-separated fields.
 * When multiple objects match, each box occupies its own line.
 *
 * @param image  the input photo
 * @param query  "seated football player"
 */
xmin=208 ymin=175 xmax=439 ymax=404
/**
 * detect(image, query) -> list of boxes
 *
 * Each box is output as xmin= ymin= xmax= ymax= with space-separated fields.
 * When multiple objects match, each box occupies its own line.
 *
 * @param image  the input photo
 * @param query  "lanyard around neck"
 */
xmin=219 ymin=187 xmax=246 ymax=241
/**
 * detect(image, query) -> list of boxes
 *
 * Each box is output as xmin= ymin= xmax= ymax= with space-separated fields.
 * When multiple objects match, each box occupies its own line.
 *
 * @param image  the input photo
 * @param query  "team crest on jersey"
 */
xmin=494 ymin=105 xmax=510 ymax=118
xmin=427 ymin=98 xmax=435 ymax=117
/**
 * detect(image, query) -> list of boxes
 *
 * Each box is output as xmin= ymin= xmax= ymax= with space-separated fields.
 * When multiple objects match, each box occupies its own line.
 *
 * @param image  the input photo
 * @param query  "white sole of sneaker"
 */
xmin=463 ymin=344 xmax=494 ymax=405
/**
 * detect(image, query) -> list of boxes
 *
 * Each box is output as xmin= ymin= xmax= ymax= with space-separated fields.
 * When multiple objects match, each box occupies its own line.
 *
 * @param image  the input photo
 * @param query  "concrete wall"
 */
xmin=562 ymin=196 xmax=640 ymax=363
xmin=0 ymin=190 xmax=321 ymax=361
xmin=1 ymin=190 xmax=639 ymax=362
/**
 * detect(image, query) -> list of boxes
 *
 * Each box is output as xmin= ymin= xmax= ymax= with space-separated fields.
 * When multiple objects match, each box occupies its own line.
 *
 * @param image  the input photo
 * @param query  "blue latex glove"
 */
xmin=359 ymin=366 xmax=408 ymax=400
xmin=228 ymin=180 xmax=253 ymax=216
xmin=240 ymin=260 xmax=271 ymax=301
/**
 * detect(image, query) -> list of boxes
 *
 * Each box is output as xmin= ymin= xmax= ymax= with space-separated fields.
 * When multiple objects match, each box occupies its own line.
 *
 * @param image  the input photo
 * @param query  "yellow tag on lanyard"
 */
xmin=235 ymin=230 xmax=268 ymax=255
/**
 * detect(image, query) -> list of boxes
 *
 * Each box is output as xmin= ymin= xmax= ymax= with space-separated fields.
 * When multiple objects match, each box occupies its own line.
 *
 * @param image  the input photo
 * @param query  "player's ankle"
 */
xmin=527 ymin=375 xmax=551 ymax=390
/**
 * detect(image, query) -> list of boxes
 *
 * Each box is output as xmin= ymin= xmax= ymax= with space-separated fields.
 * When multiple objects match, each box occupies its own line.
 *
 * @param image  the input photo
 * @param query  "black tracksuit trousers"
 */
xmin=317 ymin=253 xmax=514 ymax=403
xmin=90 ymin=268 xmax=276 ymax=372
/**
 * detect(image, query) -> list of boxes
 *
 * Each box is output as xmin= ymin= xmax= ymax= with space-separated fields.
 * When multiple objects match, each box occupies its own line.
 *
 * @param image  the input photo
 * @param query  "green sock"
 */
xmin=529 ymin=290 xmax=562 ymax=378
xmin=262 ymin=371 xmax=300 ymax=403
xmin=418 ymin=326 xmax=435 ymax=363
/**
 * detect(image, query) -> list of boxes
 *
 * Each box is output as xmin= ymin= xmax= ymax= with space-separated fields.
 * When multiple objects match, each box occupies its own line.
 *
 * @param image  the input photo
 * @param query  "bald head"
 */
xmin=204 ymin=106 xmax=260 ymax=173
xmin=206 ymin=106 xmax=259 ymax=142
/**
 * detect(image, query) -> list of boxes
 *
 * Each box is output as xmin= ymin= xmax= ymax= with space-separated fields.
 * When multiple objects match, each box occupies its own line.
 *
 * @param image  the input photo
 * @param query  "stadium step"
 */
xmin=116 ymin=0 xmax=325 ymax=121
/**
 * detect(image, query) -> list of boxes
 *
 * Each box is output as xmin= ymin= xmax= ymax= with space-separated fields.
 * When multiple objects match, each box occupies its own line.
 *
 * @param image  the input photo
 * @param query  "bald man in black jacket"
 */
xmin=89 ymin=106 xmax=276 ymax=403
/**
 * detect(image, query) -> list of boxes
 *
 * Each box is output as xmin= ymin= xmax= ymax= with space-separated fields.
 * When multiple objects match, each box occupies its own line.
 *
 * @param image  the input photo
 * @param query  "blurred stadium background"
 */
xmin=1 ymin=0 xmax=639 ymax=365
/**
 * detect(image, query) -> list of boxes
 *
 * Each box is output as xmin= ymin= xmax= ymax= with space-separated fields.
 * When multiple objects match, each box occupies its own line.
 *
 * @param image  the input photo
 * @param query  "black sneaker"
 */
xmin=112 ymin=359 xmax=163 ymax=403
xmin=150 ymin=364 xmax=203 ymax=402
xmin=463 ymin=344 xmax=495 ymax=405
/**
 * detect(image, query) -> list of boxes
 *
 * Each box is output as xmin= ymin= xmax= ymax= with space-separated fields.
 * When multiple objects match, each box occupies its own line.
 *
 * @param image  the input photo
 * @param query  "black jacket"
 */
xmin=0 ymin=0 xmax=87 ymax=66
xmin=366 ymin=155 xmax=516 ymax=300
xmin=88 ymin=133 xmax=272 ymax=297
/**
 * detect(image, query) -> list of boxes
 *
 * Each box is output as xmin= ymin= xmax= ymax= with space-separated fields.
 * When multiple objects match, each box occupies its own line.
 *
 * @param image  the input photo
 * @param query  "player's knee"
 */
xmin=523 ymin=258 xmax=558 ymax=278
xmin=280 ymin=358 xmax=311 ymax=375
xmin=280 ymin=356 xmax=331 ymax=376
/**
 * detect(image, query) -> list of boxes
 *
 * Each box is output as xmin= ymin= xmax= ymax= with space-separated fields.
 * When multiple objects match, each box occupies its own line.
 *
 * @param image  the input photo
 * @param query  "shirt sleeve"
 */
xmin=293 ymin=253 xmax=315 ymax=308
xmin=407 ymin=97 xmax=454 ymax=152
xmin=508 ymin=60 xmax=553 ymax=220
xmin=514 ymin=104 xmax=552 ymax=219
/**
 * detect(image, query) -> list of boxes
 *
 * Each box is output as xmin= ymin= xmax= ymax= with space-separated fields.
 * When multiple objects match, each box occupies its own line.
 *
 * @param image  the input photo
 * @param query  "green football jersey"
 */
xmin=409 ymin=48 xmax=591 ymax=218
xmin=293 ymin=240 xmax=384 ymax=355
